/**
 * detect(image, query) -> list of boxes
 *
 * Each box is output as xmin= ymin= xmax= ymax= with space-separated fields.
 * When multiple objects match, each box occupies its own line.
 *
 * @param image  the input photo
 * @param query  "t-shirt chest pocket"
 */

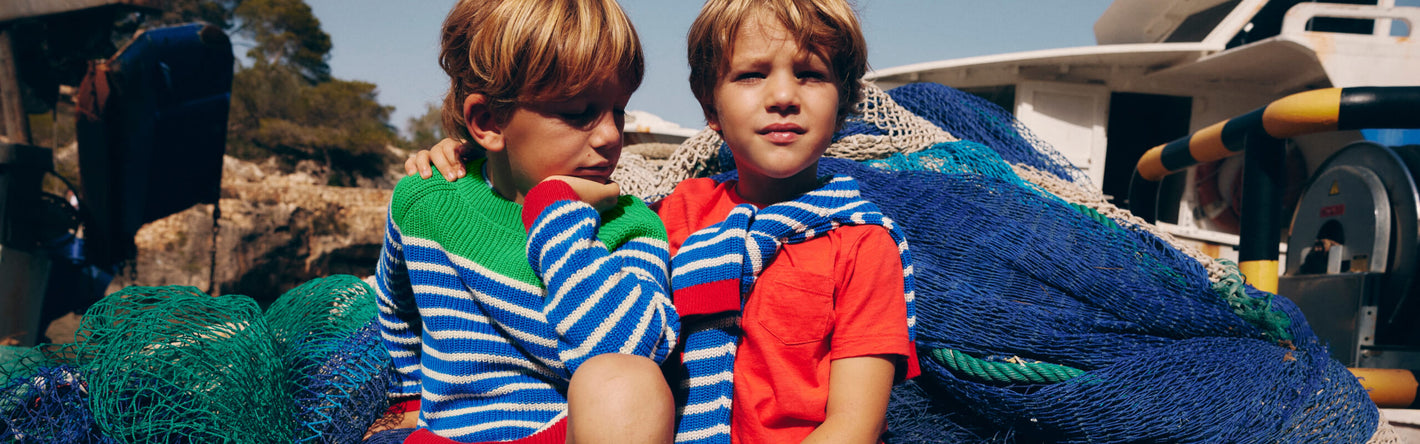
xmin=748 ymin=268 xmax=835 ymax=345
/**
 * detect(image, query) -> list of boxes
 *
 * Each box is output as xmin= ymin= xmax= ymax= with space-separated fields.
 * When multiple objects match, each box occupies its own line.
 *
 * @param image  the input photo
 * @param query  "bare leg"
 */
xmin=567 ymin=353 xmax=674 ymax=444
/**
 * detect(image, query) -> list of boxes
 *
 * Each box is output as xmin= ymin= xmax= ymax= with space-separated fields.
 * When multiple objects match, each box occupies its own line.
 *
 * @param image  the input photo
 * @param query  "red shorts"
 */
xmin=402 ymin=419 xmax=567 ymax=444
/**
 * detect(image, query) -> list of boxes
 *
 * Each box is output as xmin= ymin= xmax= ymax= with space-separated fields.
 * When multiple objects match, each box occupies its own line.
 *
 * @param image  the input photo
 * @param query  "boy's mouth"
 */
xmin=574 ymin=166 xmax=614 ymax=183
xmin=759 ymin=123 xmax=805 ymax=144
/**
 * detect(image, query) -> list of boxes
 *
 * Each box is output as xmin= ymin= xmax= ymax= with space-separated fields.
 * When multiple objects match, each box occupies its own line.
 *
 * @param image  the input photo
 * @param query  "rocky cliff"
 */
xmin=106 ymin=155 xmax=395 ymax=304
xmin=102 ymin=142 xmax=678 ymax=305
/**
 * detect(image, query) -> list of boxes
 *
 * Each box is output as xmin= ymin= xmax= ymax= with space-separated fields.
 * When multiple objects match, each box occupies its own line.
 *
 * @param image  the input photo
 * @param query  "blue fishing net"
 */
xmin=265 ymin=275 xmax=391 ymax=444
xmin=0 ymin=365 xmax=116 ymax=443
xmin=841 ymin=82 xmax=1087 ymax=185
xmin=813 ymin=154 xmax=1375 ymax=442
xmin=284 ymin=321 xmax=393 ymax=444
xmin=708 ymin=81 xmax=1376 ymax=441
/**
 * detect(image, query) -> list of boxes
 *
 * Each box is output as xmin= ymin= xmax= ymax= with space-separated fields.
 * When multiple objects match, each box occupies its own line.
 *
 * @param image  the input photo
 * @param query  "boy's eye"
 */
xmin=733 ymin=72 xmax=765 ymax=82
xmin=560 ymin=107 xmax=596 ymax=123
xmin=798 ymin=71 xmax=828 ymax=81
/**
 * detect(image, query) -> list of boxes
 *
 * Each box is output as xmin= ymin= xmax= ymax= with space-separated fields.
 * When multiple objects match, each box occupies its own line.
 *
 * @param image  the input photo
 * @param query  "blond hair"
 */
xmin=439 ymin=0 xmax=645 ymax=146
xmin=686 ymin=0 xmax=867 ymax=125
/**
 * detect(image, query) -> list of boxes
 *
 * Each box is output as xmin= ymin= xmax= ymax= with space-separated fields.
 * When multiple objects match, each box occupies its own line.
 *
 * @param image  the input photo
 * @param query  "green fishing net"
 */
xmin=71 ymin=285 xmax=295 ymax=443
xmin=266 ymin=274 xmax=380 ymax=348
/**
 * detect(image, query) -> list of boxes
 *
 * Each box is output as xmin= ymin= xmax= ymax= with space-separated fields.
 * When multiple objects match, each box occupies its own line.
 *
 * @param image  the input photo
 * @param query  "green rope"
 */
xmin=929 ymin=348 xmax=1085 ymax=384
xmin=1212 ymin=259 xmax=1294 ymax=342
xmin=1068 ymin=203 xmax=1120 ymax=231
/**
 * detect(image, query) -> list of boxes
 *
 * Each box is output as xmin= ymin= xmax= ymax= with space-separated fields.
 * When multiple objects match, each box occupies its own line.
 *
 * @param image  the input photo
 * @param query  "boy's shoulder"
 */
xmin=390 ymin=166 xmax=461 ymax=203
xmin=598 ymin=193 xmax=669 ymax=248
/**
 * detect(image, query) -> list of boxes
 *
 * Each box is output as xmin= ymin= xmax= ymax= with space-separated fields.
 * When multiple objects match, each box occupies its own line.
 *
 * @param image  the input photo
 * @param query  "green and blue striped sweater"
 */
xmin=376 ymin=160 xmax=679 ymax=442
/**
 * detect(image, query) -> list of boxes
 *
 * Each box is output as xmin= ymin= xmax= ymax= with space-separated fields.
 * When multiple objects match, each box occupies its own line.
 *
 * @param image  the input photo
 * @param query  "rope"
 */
xmin=1211 ymin=259 xmax=1294 ymax=342
xmin=929 ymin=348 xmax=1085 ymax=384
xmin=1067 ymin=202 xmax=1120 ymax=232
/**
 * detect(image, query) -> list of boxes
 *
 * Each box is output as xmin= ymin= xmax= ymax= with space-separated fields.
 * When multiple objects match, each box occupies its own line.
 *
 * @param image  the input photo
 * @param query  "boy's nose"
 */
xmin=589 ymin=110 xmax=623 ymax=149
xmin=766 ymin=76 xmax=799 ymax=115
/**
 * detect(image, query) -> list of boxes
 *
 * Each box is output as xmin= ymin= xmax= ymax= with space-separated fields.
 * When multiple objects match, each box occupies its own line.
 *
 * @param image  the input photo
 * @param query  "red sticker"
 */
xmin=1320 ymin=204 xmax=1345 ymax=218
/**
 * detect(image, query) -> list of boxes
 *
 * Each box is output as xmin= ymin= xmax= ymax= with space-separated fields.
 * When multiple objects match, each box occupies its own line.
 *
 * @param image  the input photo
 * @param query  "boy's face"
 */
xmin=708 ymin=15 xmax=839 ymax=188
xmin=496 ymin=78 xmax=632 ymax=197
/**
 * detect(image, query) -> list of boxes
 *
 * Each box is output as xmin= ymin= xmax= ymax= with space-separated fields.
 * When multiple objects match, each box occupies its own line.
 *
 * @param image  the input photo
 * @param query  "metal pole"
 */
xmin=1238 ymin=134 xmax=1285 ymax=293
xmin=0 ymin=27 xmax=30 ymax=145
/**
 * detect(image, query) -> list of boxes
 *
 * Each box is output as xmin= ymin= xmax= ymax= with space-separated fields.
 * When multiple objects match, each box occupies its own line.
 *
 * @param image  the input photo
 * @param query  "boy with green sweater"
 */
xmin=374 ymin=1 xmax=678 ymax=443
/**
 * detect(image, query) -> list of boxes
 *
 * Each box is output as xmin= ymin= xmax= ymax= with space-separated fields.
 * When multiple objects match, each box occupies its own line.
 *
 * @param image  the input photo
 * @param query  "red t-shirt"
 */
xmin=657 ymin=178 xmax=920 ymax=444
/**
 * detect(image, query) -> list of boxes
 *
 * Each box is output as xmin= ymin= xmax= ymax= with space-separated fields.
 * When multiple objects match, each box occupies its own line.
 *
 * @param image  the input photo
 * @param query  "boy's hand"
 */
xmin=404 ymin=138 xmax=467 ymax=181
xmin=363 ymin=409 xmax=418 ymax=439
xmin=543 ymin=175 xmax=621 ymax=213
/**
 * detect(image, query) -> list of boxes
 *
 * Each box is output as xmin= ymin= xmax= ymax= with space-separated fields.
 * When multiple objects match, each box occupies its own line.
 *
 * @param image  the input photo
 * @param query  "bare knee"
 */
xmin=567 ymin=354 xmax=673 ymax=444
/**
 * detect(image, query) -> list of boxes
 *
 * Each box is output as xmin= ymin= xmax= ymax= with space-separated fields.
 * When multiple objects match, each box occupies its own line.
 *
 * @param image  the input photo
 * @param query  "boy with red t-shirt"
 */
xmin=662 ymin=1 xmax=918 ymax=442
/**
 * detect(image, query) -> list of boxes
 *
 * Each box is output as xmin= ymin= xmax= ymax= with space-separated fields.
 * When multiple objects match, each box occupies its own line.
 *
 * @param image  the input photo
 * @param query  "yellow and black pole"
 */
xmin=1134 ymin=86 xmax=1420 ymax=291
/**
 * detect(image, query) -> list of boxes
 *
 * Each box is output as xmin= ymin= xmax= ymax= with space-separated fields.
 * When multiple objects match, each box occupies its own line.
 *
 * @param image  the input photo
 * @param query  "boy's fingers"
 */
xmin=434 ymin=150 xmax=459 ymax=181
xmin=409 ymin=151 xmax=433 ymax=179
xmin=439 ymin=139 xmax=467 ymax=178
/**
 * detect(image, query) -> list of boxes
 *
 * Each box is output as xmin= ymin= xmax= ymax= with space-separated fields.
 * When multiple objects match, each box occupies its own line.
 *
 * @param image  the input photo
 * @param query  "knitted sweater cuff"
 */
xmin=522 ymin=180 xmax=581 ymax=231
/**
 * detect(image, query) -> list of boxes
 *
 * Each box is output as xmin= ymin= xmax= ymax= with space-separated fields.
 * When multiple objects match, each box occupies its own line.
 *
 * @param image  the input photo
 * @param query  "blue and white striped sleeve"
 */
xmin=521 ymin=181 xmax=679 ymax=375
xmin=376 ymin=211 xmax=424 ymax=398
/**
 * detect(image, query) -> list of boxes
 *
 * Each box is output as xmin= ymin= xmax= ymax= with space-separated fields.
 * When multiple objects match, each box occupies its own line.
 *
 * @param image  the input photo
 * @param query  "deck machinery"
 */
xmin=1281 ymin=141 xmax=1420 ymax=370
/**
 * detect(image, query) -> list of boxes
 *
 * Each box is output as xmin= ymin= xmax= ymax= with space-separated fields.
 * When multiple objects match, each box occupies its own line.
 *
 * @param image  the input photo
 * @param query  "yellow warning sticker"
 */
xmin=1330 ymin=181 xmax=1340 ymax=196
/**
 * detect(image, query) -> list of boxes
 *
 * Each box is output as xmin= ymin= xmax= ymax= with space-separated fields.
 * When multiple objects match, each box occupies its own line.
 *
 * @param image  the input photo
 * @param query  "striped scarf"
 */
xmin=669 ymin=175 xmax=916 ymax=443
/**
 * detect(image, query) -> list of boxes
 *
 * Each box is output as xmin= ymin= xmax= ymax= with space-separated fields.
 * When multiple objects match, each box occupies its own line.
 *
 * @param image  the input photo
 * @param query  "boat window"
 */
xmin=1228 ymin=0 xmax=1380 ymax=48
xmin=960 ymin=86 xmax=1015 ymax=117
xmin=1166 ymin=0 xmax=1243 ymax=42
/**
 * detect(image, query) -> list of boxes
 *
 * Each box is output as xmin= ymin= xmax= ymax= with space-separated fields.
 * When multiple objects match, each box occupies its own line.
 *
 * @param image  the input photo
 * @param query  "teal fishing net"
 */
xmin=71 ymin=285 xmax=295 ymax=443
xmin=0 ymin=276 xmax=392 ymax=443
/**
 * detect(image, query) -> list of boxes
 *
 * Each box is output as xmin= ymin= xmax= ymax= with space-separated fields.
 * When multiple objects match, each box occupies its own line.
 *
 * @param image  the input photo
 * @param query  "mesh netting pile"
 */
xmin=267 ymin=276 xmax=391 ymax=444
xmin=651 ymin=82 xmax=1391 ymax=443
xmin=0 ymin=275 xmax=391 ymax=443
xmin=0 ymin=81 xmax=1393 ymax=442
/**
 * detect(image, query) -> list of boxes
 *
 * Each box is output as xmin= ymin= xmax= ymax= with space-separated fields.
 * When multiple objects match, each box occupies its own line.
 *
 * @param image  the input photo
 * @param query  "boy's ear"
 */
xmin=705 ymin=111 xmax=721 ymax=133
xmin=463 ymin=94 xmax=504 ymax=152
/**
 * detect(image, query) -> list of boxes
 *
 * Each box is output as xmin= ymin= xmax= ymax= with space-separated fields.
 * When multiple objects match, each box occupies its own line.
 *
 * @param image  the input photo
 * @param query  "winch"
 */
xmin=1280 ymin=141 xmax=1420 ymax=369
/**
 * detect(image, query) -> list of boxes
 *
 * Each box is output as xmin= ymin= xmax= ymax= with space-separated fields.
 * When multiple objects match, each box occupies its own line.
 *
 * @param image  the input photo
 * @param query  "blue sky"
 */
xmin=303 ymin=0 xmax=1117 ymax=132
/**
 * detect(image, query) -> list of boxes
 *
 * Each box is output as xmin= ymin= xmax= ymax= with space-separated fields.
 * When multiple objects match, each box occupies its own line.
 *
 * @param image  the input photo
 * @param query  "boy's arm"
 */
xmin=375 ymin=210 xmax=425 ymax=403
xmin=522 ymin=179 xmax=679 ymax=375
xmin=802 ymin=355 xmax=897 ymax=444
xmin=806 ymin=226 xmax=918 ymax=443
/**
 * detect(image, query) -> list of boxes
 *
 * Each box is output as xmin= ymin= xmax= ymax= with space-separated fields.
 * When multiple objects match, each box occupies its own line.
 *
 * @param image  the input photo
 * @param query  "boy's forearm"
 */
xmin=523 ymin=183 xmax=679 ymax=370
xmin=802 ymin=355 xmax=897 ymax=444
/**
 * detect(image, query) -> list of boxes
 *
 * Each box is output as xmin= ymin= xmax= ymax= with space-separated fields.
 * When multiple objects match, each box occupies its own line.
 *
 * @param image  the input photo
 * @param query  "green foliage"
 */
xmin=234 ymin=0 xmax=332 ymax=84
xmin=404 ymin=103 xmax=444 ymax=150
xmin=153 ymin=0 xmax=243 ymax=29
xmin=214 ymin=0 xmax=399 ymax=186
xmin=228 ymin=62 xmax=398 ymax=186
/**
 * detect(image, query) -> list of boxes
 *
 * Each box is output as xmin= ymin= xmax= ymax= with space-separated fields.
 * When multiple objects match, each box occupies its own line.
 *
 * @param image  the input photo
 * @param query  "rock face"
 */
xmin=105 ymin=142 xmax=677 ymax=305
xmin=107 ymin=155 xmax=394 ymax=304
